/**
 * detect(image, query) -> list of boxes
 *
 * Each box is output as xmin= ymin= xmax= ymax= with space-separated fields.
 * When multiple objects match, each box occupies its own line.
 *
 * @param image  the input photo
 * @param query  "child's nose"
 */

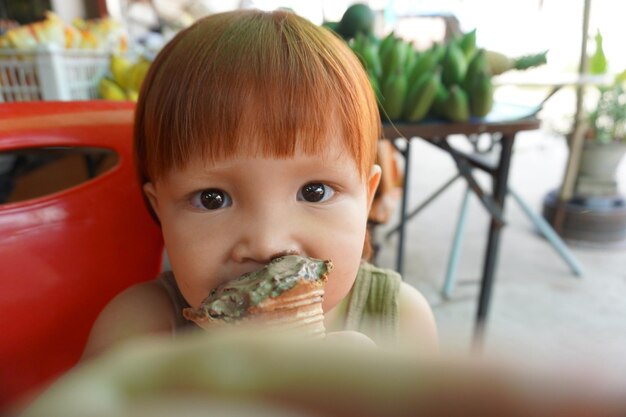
xmin=230 ymin=211 xmax=302 ymax=264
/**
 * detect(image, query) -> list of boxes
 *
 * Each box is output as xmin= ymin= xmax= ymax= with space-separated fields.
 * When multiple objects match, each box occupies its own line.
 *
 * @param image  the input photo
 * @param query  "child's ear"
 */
xmin=366 ymin=164 xmax=382 ymax=210
xmin=143 ymin=182 xmax=161 ymax=220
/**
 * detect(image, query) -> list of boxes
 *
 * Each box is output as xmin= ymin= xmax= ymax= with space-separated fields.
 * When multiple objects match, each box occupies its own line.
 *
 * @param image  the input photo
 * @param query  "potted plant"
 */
xmin=544 ymin=77 xmax=626 ymax=245
xmin=572 ymin=29 xmax=625 ymax=197
xmin=574 ymin=81 xmax=626 ymax=197
xmin=543 ymin=30 xmax=626 ymax=245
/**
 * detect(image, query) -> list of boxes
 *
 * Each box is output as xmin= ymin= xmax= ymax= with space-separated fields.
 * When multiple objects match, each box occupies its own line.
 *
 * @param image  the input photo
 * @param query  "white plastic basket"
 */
xmin=0 ymin=45 xmax=110 ymax=102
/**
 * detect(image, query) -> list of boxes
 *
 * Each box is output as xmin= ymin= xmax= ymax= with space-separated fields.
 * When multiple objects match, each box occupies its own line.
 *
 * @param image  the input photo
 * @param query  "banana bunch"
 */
xmin=98 ymin=54 xmax=151 ymax=101
xmin=436 ymin=31 xmax=495 ymax=122
xmin=347 ymin=27 xmax=548 ymax=123
xmin=350 ymin=32 xmax=438 ymax=122
xmin=350 ymin=29 xmax=512 ymax=123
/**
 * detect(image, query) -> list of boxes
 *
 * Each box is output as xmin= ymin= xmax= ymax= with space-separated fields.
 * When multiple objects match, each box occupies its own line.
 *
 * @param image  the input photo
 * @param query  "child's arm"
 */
xmin=397 ymin=282 xmax=439 ymax=354
xmin=81 ymin=281 xmax=175 ymax=360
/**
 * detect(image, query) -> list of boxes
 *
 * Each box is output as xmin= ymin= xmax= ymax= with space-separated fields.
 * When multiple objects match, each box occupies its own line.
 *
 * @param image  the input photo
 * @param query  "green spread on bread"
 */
xmin=183 ymin=255 xmax=331 ymax=323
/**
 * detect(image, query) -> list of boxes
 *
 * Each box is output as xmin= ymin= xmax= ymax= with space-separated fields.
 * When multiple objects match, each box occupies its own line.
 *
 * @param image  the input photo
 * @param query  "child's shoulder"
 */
xmin=82 ymin=278 xmax=175 ymax=360
xmin=396 ymin=279 xmax=438 ymax=354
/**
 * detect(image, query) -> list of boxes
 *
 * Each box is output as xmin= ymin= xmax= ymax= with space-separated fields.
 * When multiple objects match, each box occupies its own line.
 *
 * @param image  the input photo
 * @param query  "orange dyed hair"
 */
xmin=134 ymin=9 xmax=380 ymax=184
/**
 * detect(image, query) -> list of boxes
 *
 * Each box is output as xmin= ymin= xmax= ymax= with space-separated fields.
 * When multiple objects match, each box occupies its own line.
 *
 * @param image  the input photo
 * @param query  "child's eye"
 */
xmin=297 ymin=183 xmax=335 ymax=203
xmin=191 ymin=189 xmax=232 ymax=210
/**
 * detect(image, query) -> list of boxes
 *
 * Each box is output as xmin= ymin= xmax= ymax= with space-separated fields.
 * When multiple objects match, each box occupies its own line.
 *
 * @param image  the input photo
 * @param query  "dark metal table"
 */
xmin=382 ymin=116 xmax=541 ymax=343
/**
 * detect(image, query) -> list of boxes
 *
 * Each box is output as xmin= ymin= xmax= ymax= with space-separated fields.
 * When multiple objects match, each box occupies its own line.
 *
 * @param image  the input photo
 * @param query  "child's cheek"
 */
xmin=313 ymin=212 xmax=368 ymax=311
xmin=160 ymin=215 xmax=229 ymax=306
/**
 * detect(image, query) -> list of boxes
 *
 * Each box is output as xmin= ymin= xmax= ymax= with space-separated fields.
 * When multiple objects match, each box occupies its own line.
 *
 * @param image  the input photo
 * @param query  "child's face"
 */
xmin=144 ymin=134 xmax=381 ymax=313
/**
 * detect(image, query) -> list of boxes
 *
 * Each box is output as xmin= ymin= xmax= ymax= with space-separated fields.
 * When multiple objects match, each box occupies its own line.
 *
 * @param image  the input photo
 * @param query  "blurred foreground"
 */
xmin=19 ymin=327 xmax=626 ymax=417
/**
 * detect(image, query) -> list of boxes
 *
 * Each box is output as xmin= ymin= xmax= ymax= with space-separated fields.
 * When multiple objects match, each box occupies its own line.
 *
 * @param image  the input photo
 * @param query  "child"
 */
xmin=83 ymin=9 xmax=437 ymax=358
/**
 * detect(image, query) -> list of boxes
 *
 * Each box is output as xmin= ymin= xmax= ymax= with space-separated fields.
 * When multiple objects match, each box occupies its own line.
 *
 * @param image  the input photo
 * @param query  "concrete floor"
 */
xmin=372 ymin=128 xmax=626 ymax=377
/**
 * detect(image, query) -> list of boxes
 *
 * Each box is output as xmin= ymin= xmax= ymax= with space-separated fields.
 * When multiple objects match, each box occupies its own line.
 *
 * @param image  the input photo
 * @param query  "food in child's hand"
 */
xmin=183 ymin=255 xmax=332 ymax=338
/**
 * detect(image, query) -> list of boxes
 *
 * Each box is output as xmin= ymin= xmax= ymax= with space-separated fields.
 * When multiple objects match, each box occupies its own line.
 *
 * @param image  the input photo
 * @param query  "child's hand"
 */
xmin=325 ymin=330 xmax=377 ymax=348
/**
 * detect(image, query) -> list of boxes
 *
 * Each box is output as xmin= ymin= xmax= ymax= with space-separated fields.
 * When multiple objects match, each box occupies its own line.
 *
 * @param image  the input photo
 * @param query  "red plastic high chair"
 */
xmin=0 ymin=101 xmax=164 ymax=409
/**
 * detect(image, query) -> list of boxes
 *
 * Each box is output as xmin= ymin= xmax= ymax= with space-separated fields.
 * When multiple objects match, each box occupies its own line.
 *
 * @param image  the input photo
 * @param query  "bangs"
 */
xmin=135 ymin=10 xmax=380 ymax=183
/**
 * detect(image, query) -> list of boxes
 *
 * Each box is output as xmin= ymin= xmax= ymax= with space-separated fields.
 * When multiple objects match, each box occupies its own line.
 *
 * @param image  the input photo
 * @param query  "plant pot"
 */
xmin=574 ymin=141 xmax=626 ymax=197
xmin=543 ymin=190 xmax=626 ymax=246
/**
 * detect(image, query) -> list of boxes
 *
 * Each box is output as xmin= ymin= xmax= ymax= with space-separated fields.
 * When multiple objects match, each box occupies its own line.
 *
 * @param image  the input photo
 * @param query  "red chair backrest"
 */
xmin=0 ymin=101 xmax=164 ymax=408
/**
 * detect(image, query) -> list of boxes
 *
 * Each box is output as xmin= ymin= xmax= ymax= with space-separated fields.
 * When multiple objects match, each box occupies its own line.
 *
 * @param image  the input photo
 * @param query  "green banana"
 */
xmin=404 ymin=48 xmax=418 ymax=75
xmin=361 ymin=43 xmax=382 ymax=79
xmin=381 ymin=73 xmax=408 ymax=121
xmin=441 ymin=42 xmax=467 ymax=87
xmin=459 ymin=29 xmax=477 ymax=60
xmin=407 ymin=48 xmax=437 ymax=88
xmin=468 ymin=70 xmax=494 ymax=118
xmin=431 ymin=82 xmax=449 ymax=118
xmin=442 ymin=85 xmax=470 ymax=122
xmin=463 ymin=49 xmax=490 ymax=92
xmin=403 ymin=71 xmax=441 ymax=122
xmin=430 ymin=43 xmax=446 ymax=64
xmin=350 ymin=34 xmax=383 ymax=80
xmin=382 ymin=39 xmax=408 ymax=81
xmin=378 ymin=32 xmax=396 ymax=63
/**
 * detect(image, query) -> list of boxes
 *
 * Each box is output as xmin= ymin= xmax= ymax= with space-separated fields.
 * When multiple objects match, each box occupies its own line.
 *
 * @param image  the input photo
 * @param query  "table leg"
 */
xmin=443 ymin=186 xmax=472 ymax=298
xmin=438 ymin=138 xmax=505 ymax=226
xmin=474 ymin=133 xmax=515 ymax=345
xmin=508 ymin=187 xmax=584 ymax=277
xmin=396 ymin=139 xmax=412 ymax=276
